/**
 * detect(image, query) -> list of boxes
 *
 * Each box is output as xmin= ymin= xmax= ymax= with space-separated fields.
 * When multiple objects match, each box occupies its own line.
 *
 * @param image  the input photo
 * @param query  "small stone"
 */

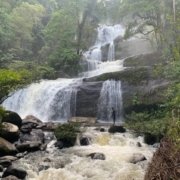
xmin=137 ymin=142 xmax=142 ymax=147
xmin=80 ymin=137 xmax=90 ymax=146
xmin=88 ymin=153 xmax=106 ymax=160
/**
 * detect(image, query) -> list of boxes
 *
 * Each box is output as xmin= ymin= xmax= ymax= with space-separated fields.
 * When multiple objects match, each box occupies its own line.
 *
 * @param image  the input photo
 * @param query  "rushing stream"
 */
xmin=14 ymin=127 xmax=156 ymax=180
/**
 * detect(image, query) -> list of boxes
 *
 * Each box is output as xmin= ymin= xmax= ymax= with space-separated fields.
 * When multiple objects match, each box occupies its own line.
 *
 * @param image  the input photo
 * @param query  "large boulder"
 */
xmin=2 ymin=165 xmax=27 ymax=179
xmin=1 ymin=123 xmax=19 ymax=142
xmin=0 ymin=138 xmax=17 ymax=156
xmin=2 ymin=111 xmax=22 ymax=128
xmin=16 ymin=142 xmax=42 ymax=152
xmin=19 ymin=129 xmax=44 ymax=144
xmin=108 ymin=126 xmax=126 ymax=133
xmin=21 ymin=115 xmax=43 ymax=133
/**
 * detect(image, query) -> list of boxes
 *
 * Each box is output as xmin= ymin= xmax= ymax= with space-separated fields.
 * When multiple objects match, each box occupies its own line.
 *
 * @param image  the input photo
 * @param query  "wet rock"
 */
xmin=0 ymin=156 xmax=17 ymax=167
xmin=16 ymin=142 xmax=42 ymax=152
xmin=0 ymin=165 xmax=3 ymax=172
xmin=129 ymin=153 xmax=147 ymax=164
xmin=38 ymin=165 xmax=49 ymax=172
xmin=108 ymin=126 xmax=126 ymax=133
xmin=20 ymin=129 xmax=44 ymax=143
xmin=2 ymin=165 xmax=27 ymax=179
xmin=1 ymin=123 xmax=19 ymax=143
xmin=144 ymin=133 xmax=163 ymax=145
xmin=100 ymin=128 xmax=105 ymax=132
xmin=21 ymin=115 xmax=44 ymax=132
xmin=55 ymin=141 xmax=64 ymax=149
xmin=23 ymin=115 xmax=42 ymax=125
xmin=88 ymin=153 xmax=106 ymax=160
xmin=0 ymin=138 xmax=17 ymax=156
xmin=2 ymin=111 xmax=22 ymax=128
xmin=80 ymin=137 xmax=90 ymax=146
xmin=2 ymin=175 xmax=20 ymax=180
xmin=43 ymin=122 xmax=58 ymax=131
xmin=152 ymin=143 xmax=160 ymax=148
xmin=15 ymin=152 xmax=27 ymax=159
xmin=137 ymin=142 xmax=142 ymax=147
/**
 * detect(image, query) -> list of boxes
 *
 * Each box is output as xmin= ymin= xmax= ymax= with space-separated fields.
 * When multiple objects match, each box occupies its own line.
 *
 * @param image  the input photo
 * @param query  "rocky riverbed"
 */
xmin=0 ymin=111 xmax=157 ymax=180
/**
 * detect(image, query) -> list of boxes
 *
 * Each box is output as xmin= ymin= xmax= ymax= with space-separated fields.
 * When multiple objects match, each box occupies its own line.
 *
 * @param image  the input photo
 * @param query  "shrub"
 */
xmin=54 ymin=124 xmax=80 ymax=148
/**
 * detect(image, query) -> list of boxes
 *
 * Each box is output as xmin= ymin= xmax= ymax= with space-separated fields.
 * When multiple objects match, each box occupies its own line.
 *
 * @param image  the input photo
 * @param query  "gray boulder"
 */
xmin=129 ymin=153 xmax=147 ymax=164
xmin=0 ymin=138 xmax=17 ymax=156
xmin=20 ymin=129 xmax=44 ymax=143
xmin=2 ymin=165 xmax=27 ymax=179
xmin=1 ymin=123 xmax=19 ymax=142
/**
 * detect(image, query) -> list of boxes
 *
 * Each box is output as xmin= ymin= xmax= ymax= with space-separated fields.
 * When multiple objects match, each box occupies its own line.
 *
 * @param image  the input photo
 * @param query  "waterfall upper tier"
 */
xmin=83 ymin=24 xmax=125 ymax=73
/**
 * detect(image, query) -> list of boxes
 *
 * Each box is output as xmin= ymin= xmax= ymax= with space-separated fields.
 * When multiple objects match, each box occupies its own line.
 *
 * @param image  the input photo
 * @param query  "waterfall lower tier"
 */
xmin=98 ymin=80 xmax=123 ymax=122
xmin=2 ymin=79 xmax=80 ymax=122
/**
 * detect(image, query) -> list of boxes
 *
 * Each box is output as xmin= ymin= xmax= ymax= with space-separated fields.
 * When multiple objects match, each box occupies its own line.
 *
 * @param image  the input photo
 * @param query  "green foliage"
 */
xmin=0 ymin=69 xmax=30 ymax=99
xmin=54 ymin=124 xmax=80 ymax=147
xmin=48 ymin=48 xmax=81 ymax=76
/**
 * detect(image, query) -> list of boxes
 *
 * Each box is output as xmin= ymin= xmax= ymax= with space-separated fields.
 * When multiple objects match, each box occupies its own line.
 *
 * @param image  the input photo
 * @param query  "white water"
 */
xmin=98 ymin=80 xmax=123 ymax=122
xmin=84 ymin=24 xmax=125 ymax=72
xmin=2 ymin=79 xmax=81 ymax=121
xmin=14 ymin=127 xmax=155 ymax=180
xmin=2 ymin=24 xmax=125 ymax=122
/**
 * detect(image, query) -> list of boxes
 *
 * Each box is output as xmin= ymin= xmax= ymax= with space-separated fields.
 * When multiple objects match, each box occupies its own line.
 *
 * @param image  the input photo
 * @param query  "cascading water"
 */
xmin=84 ymin=24 xmax=125 ymax=73
xmin=2 ymin=79 xmax=80 ymax=121
xmin=98 ymin=80 xmax=123 ymax=122
xmin=2 ymin=24 xmax=125 ymax=122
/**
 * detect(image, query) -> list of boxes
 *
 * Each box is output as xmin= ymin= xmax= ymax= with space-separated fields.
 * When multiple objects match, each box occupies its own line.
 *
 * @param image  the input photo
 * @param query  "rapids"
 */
xmin=14 ymin=127 xmax=156 ymax=180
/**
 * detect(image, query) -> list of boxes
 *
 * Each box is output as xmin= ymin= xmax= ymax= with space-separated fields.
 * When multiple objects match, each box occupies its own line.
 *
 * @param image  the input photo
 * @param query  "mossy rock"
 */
xmin=124 ymin=52 xmax=164 ymax=67
xmin=54 ymin=124 xmax=79 ymax=148
xmin=84 ymin=67 xmax=151 ymax=85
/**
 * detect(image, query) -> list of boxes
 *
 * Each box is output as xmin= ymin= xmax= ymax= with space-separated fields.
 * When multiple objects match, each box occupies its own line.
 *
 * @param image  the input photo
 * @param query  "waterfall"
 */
xmin=2 ymin=24 xmax=125 ymax=122
xmin=2 ymin=79 xmax=80 ymax=121
xmin=84 ymin=24 xmax=125 ymax=72
xmin=98 ymin=80 xmax=123 ymax=122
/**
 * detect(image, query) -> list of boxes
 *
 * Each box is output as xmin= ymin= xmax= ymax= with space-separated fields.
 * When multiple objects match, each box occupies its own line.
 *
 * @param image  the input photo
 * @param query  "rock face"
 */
xmin=0 ymin=138 xmax=17 ymax=156
xmin=2 ymin=111 xmax=22 ymax=128
xmin=76 ymin=81 xmax=102 ymax=117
